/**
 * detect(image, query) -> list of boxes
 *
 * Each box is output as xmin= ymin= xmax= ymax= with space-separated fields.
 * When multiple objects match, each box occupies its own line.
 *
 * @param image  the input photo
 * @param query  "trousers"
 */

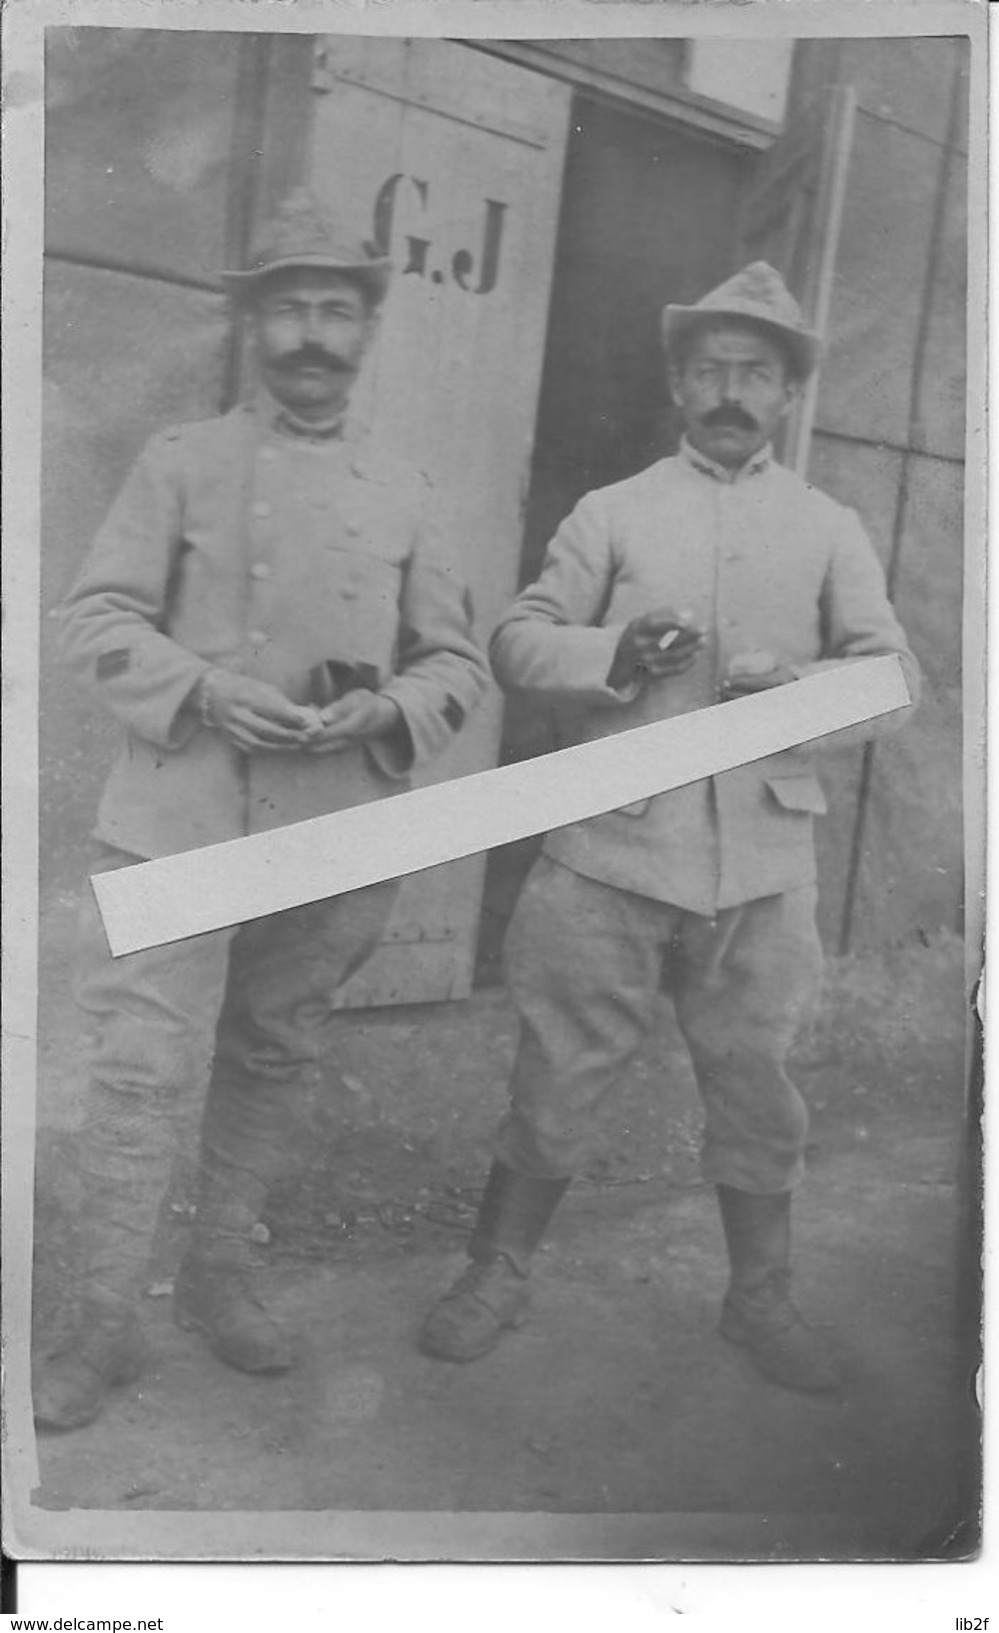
xmin=494 ymin=857 xmax=823 ymax=1194
xmin=72 ymin=845 xmax=398 ymax=1299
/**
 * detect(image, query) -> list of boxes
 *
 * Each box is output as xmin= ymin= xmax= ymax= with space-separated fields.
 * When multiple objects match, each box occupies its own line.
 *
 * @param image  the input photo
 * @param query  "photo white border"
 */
xmin=2 ymin=0 xmax=990 ymax=1618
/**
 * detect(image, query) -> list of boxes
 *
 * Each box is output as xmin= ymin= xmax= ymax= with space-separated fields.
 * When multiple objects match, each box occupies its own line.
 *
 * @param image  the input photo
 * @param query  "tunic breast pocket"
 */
xmin=764 ymin=774 xmax=828 ymax=816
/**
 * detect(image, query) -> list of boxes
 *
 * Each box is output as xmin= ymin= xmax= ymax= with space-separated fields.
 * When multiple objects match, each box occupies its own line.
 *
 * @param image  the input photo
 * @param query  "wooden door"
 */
xmin=304 ymin=39 xmax=570 ymax=1005
xmin=739 ymin=84 xmax=857 ymax=473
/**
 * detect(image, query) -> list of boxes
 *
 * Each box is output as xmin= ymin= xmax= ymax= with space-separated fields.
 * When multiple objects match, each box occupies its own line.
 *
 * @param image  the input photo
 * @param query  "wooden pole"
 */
xmin=791 ymin=84 xmax=856 ymax=477
xmin=219 ymin=35 xmax=274 ymax=413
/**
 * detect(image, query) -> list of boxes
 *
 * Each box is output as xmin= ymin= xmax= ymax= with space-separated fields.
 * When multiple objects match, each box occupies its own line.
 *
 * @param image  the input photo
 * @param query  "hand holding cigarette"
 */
xmin=608 ymin=606 xmax=705 ymax=689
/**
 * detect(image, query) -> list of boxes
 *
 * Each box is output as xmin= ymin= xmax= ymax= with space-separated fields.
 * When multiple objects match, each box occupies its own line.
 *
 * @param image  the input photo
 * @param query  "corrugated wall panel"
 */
xmin=806 ymin=437 xmax=905 ymax=946
xmin=799 ymin=37 xmax=967 ymax=952
xmin=46 ymin=30 xmax=241 ymax=281
xmin=914 ymin=154 xmax=969 ymax=461
xmin=808 ymin=434 xmax=904 ymax=563
xmin=845 ymin=455 xmax=964 ymax=948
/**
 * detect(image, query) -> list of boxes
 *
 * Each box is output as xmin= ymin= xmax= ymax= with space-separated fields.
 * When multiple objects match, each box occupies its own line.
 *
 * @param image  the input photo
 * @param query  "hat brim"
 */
xmin=661 ymin=303 xmax=822 ymax=378
xmin=221 ymin=252 xmax=393 ymax=298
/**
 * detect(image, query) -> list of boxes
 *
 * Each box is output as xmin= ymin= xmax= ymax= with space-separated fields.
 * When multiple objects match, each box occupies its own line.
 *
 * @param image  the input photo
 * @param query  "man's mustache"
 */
xmin=701 ymin=406 xmax=759 ymax=432
xmin=273 ymin=347 xmax=352 ymax=374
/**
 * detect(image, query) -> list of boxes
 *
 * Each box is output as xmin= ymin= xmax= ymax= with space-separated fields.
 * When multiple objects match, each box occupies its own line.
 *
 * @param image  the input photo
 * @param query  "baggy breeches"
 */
xmin=71 ymin=845 xmax=397 ymax=1298
xmin=494 ymin=858 xmax=823 ymax=1195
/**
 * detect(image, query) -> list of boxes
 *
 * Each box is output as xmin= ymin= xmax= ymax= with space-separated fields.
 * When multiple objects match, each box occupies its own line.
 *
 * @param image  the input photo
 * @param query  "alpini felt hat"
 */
xmin=221 ymin=189 xmax=392 ymax=299
xmin=661 ymin=261 xmax=822 ymax=379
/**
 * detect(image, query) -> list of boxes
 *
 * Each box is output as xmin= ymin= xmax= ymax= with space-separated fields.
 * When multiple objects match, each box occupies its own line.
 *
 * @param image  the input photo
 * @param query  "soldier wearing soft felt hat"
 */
xmin=221 ymin=186 xmax=393 ymax=300
xmin=221 ymin=189 xmax=394 ymax=434
xmin=421 ymin=260 xmax=919 ymax=1399
xmin=34 ymin=190 xmax=489 ymax=1432
xmin=660 ymin=259 xmax=823 ymax=382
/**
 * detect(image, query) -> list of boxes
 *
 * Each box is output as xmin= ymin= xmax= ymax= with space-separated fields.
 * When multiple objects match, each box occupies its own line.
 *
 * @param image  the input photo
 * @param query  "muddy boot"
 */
xmin=33 ymin=1289 xmax=147 ymax=1432
xmin=716 ymin=1185 xmax=842 ymax=1395
xmin=173 ymin=1253 xmax=293 ymax=1374
xmin=175 ymin=1077 xmax=297 ymax=1374
xmin=421 ymin=1163 xmax=569 ymax=1362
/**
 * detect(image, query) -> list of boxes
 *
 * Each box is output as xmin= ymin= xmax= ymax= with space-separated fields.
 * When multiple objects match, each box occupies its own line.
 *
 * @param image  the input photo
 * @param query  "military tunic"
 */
xmin=59 ymin=395 xmax=489 ymax=1270
xmin=491 ymin=439 xmax=918 ymax=916
xmin=61 ymin=393 xmax=489 ymax=858
xmin=488 ymin=439 xmax=919 ymax=1190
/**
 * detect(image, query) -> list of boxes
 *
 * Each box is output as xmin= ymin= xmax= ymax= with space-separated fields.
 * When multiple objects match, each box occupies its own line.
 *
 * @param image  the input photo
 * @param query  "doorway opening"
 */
xmin=474 ymin=92 xmax=757 ymax=983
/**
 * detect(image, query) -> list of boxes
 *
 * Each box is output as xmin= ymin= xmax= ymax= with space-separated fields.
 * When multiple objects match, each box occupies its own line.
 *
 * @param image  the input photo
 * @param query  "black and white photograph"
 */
xmin=1 ymin=0 xmax=987 ymax=1592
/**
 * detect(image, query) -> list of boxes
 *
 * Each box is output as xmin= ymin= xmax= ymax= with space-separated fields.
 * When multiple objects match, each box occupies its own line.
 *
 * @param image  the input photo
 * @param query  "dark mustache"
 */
xmin=702 ymin=406 xmax=758 ymax=432
xmin=274 ymin=347 xmax=351 ymax=373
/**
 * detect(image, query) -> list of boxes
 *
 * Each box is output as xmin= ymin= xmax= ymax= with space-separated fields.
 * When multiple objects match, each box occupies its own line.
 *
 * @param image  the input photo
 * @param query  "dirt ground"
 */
xmin=27 ymin=885 xmax=979 ymax=1559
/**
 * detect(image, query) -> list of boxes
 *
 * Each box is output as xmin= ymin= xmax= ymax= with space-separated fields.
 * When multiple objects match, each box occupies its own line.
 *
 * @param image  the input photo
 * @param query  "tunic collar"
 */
xmin=679 ymin=435 xmax=773 ymax=484
xmin=253 ymin=385 xmax=352 ymax=444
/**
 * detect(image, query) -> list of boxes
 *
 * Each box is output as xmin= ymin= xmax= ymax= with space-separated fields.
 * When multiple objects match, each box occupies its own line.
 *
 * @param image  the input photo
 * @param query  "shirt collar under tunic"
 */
xmin=254 ymin=384 xmax=353 ymax=444
xmin=678 ymin=435 xmax=774 ymax=484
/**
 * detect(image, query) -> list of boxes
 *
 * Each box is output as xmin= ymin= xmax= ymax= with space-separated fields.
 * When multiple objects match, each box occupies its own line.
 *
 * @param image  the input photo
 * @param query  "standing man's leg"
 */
xmin=33 ymin=849 xmax=235 ymax=1430
xmin=174 ymin=879 xmax=398 ymax=1372
xmin=421 ymin=859 xmax=669 ymax=1362
xmin=673 ymin=886 xmax=838 ymax=1393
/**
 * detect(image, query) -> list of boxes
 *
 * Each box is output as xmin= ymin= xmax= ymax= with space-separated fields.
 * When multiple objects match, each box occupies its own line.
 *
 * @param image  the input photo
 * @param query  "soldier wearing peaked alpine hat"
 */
xmin=421 ymin=260 xmax=919 ymax=1399
xmin=34 ymin=190 xmax=489 ymax=1433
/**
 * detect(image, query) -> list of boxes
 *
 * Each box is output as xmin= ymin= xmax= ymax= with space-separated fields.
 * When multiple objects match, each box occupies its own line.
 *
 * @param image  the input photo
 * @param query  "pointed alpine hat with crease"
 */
xmin=661 ymin=261 xmax=822 ymax=379
xmin=221 ymin=188 xmax=392 ymax=301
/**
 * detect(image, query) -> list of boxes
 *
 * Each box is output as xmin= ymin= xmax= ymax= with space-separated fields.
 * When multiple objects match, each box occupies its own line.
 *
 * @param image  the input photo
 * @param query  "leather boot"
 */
xmin=716 ymin=1185 xmax=842 ymax=1395
xmin=33 ymin=1289 xmax=147 ymax=1432
xmin=174 ymin=1079 xmax=296 ymax=1374
xmin=420 ymin=1162 xmax=570 ymax=1362
xmin=173 ymin=1252 xmax=293 ymax=1374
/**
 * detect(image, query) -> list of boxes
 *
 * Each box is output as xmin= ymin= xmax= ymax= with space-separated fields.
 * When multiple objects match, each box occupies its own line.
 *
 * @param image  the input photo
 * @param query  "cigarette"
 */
xmin=657 ymin=629 xmax=681 ymax=653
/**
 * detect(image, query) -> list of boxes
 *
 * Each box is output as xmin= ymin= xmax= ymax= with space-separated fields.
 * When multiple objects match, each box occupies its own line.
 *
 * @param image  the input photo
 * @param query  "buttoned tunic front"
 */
xmin=491 ymin=440 xmax=919 ymax=916
xmin=488 ymin=441 xmax=919 ymax=1188
xmin=57 ymin=394 xmax=491 ymax=1308
xmin=61 ymin=395 xmax=490 ymax=860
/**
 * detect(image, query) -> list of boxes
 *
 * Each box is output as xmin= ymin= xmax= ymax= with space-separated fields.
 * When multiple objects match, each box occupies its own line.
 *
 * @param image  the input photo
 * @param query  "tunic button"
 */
xmin=250 ymin=563 xmax=271 ymax=581
xmin=340 ymin=586 xmax=359 ymax=601
xmin=251 ymin=500 xmax=272 ymax=519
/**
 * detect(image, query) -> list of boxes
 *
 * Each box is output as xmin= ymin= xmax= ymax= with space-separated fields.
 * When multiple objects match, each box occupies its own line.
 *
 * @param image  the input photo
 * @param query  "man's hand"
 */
xmin=721 ymin=650 xmax=798 ymax=697
xmin=198 ymin=670 xmax=321 ymax=752
xmin=608 ymin=607 xmax=704 ymax=690
xmin=304 ymin=690 xmax=404 ymax=754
